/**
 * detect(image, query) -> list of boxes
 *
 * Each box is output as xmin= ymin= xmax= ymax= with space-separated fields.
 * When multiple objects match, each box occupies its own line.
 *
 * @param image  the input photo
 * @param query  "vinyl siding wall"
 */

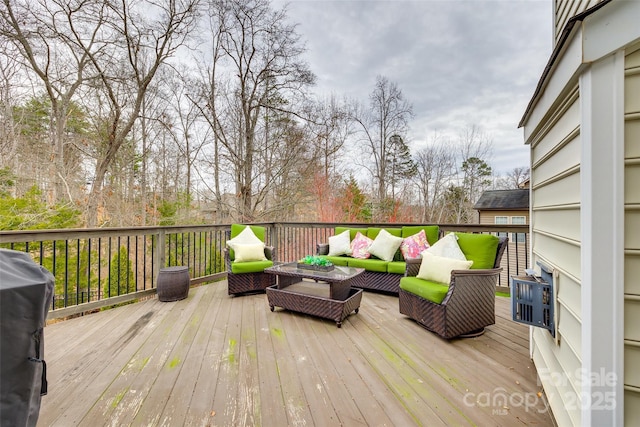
xmin=624 ymin=43 xmax=640 ymax=425
xmin=529 ymin=86 xmax=583 ymax=427
xmin=553 ymin=0 xmax=606 ymax=44
xmin=525 ymin=1 xmax=639 ymax=425
xmin=527 ymin=38 xmax=640 ymax=427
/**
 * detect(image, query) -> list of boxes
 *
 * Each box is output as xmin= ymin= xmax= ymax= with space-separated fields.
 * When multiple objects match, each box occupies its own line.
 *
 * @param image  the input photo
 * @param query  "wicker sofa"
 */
xmin=398 ymin=234 xmax=508 ymax=339
xmin=316 ymin=225 xmax=440 ymax=295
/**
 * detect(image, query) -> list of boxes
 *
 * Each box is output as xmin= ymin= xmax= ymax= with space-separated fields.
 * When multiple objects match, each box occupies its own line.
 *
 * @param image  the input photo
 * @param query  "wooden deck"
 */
xmin=38 ymin=281 xmax=555 ymax=426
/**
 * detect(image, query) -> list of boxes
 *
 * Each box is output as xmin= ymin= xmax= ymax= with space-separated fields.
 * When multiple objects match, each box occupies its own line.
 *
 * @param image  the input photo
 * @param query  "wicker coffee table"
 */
xmin=264 ymin=263 xmax=365 ymax=327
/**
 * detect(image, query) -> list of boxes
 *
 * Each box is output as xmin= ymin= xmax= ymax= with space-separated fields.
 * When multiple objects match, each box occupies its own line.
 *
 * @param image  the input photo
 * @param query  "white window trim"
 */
xmin=511 ymin=216 xmax=526 ymax=225
xmin=494 ymin=216 xmax=508 ymax=224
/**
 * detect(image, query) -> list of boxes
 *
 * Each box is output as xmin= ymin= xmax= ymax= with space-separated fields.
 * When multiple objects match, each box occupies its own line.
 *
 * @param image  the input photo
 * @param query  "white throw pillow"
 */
xmin=426 ymin=233 xmax=466 ymax=260
xmin=417 ymin=251 xmax=473 ymax=284
xmin=232 ymin=243 xmax=267 ymax=262
xmin=227 ymin=226 xmax=263 ymax=250
xmin=328 ymin=230 xmax=352 ymax=256
xmin=367 ymin=229 xmax=404 ymax=262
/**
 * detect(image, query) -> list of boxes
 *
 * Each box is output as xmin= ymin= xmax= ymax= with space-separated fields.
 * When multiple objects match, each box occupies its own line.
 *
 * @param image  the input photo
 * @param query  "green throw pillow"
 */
xmin=454 ymin=232 xmax=499 ymax=269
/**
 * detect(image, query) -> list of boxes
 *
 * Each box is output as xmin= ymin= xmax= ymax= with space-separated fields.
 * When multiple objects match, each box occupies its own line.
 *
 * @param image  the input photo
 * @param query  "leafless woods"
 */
xmin=0 ymin=0 xmax=528 ymax=228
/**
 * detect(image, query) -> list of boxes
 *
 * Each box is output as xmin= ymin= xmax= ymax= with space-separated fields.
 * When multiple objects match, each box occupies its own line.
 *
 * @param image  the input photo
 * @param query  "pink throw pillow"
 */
xmin=350 ymin=232 xmax=373 ymax=259
xmin=400 ymin=230 xmax=430 ymax=259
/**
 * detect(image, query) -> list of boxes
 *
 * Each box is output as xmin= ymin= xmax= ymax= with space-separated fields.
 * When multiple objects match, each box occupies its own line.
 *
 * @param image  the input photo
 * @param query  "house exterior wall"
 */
xmin=528 ymin=84 xmax=583 ymax=427
xmin=477 ymin=210 xmax=529 ymax=226
xmin=553 ymin=0 xmax=606 ymax=44
xmin=624 ymin=42 xmax=640 ymax=424
xmin=523 ymin=1 xmax=640 ymax=425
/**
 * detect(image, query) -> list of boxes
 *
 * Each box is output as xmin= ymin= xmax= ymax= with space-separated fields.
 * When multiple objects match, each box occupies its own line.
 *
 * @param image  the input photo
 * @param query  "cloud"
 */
xmin=279 ymin=0 xmax=553 ymax=174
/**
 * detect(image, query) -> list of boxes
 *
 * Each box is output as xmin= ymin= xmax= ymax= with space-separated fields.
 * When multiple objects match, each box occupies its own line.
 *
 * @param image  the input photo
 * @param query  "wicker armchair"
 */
xmin=224 ymin=225 xmax=276 ymax=296
xmin=399 ymin=236 xmax=508 ymax=339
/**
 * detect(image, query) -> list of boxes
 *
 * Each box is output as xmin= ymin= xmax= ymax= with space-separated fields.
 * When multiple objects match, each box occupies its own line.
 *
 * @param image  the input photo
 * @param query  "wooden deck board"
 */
xmin=44 ymin=299 xmax=174 ymax=427
xmin=166 ymin=282 xmax=223 ymax=425
xmin=253 ymin=289 xmax=289 ymax=427
xmin=37 ymin=282 xmax=555 ymax=427
xmin=263 ymin=306 xmax=314 ymax=426
xmin=93 ymin=283 xmax=208 ymax=426
xmin=355 ymin=293 xmax=499 ymax=426
xmin=306 ymin=314 xmax=397 ymax=427
xmin=183 ymin=280 xmax=233 ymax=426
xmin=346 ymin=309 xmax=451 ymax=425
xmin=210 ymin=288 xmax=244 ymax=425
xmin=286 ymin=313 xmax=343 ymax=426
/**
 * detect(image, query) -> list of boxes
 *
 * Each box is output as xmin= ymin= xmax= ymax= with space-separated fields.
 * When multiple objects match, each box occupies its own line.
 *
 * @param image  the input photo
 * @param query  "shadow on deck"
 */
xmin=38 ymin=282 xmax=554 ymax=426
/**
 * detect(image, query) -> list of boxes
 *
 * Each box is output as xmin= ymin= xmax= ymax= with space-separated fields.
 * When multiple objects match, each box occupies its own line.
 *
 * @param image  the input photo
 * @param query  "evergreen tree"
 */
xmin=386 ymin=134 xmax=416 ymax=198
xmin=0 ymin=184 xmax=80 ymax=230
xmin=338 ymin=176 xmax=371 ymax=222
xmin=462 ymin=156 xmax=492 ymax=204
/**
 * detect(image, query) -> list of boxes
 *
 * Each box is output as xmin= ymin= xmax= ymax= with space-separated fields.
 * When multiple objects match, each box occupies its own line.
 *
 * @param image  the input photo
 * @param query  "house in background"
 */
xmin=474 ymin=188 xmax=529 ymax=226
xmin=519 ymin=0 xmax=639 ymax=425
xmin=474 ymin=188 xmax=529 ymax=290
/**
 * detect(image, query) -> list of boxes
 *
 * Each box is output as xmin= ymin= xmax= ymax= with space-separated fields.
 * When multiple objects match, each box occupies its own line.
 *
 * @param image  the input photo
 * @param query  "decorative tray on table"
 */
xmin=296 ymin=255 xmax=334 ymax=272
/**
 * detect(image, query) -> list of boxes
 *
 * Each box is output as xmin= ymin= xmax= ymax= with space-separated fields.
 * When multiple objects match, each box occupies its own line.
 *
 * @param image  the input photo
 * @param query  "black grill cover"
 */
xmin=0 ymin=249 xmax=54 ymax=427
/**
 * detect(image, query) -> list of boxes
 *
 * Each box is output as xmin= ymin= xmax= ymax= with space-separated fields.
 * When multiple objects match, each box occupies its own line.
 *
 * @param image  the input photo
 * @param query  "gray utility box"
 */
xmin=511 ymin=262 xmax=555 ymax=337
xmin=1 ymin=249 xmax=55 ymax=427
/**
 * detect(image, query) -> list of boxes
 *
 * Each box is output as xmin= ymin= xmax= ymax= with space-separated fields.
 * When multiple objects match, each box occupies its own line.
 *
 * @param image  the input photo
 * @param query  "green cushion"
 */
xmin=454 ymin=232 xmax=499 ymax=269
xmin=319 ymin=255 xmax=350 ymax=266
xmin=347 ymin=258 xmax=388 ymax=273
xmin=400 ymin=276 xmax=449 ymax=304
xmin=231 ymin=260 xmax=273 ymax=274
xmin=387 ymin=261 xmax=406 ymax=275
xmin=401 ymin=226 xmax=440 ymax=246
xmin=366 ymin=227 xmax=402 ymax=239
xmin=231 ymin=224 xmax=266 ymax=241
xmin=334 ymin=227 xmax=368 ymax=241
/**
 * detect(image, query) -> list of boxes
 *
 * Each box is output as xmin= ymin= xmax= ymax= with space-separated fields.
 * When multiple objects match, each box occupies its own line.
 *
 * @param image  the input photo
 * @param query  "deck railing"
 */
xmin=0 ymin=222 xmax=529 ymax=319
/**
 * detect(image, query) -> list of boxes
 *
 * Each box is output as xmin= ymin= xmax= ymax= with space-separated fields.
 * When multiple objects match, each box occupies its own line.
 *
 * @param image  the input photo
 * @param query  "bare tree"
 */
xmin=298 ymin=95 xmax=355 ymax=221
xmin=413 ymin=132 xmax=456 ymax=223
xmin=499 ymin=166 xmax=530 ymax=189
xmin=80 ymin=0 xmax=199 ymax=226
xmin=197 ymin=0 xmax=315 ymax=222
xmin=1 ymin=0 xmax=102 ymax=202
xmin=457 ymin=125 xmax=493 ymax=167
xmin=0 ymin=38 xmax=21 ymax=169
xmin=136 ymin=88 xmax=206 ymax=225
xmin=353 ymin=75 xmax=413 ymax=218
xmin=454 ymin=124 xmax=494 ymax=222
xmin=162 ymin=68 xmax=210 ymax=203
xmin=307 ymin=94 xmax=354 ymax=181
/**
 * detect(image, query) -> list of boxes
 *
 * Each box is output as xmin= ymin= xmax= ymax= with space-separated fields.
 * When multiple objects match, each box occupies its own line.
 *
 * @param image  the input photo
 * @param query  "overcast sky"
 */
xmin=277 ymin=0 xmax=553 ymax=175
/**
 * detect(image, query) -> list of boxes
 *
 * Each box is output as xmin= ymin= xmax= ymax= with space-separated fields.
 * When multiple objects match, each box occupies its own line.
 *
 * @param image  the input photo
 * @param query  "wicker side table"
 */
xmin=157 ymin=266 xmax=190 ymax=302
